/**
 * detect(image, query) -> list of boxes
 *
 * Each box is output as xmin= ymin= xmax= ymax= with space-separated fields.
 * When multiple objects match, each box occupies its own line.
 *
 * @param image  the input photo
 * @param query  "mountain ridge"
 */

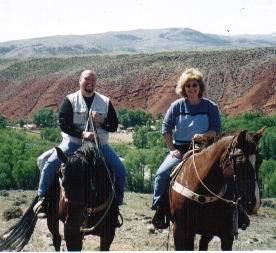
xmin=1 ymin=28 xmax=276 ymax=58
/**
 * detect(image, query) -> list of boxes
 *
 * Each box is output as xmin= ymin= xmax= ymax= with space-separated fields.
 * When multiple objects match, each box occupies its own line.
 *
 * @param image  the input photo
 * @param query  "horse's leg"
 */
xmin=173 ymin=223 xmax=195 ymax=250
xmin=64 ymin=204 xmax=83 ymax=251
xmin=47 ymin=219 xmax=61 ymax=251
xmin=199 ymin=234 xmax=213 ymax=251
xmin=220 ymin=234 xmax=234 ymax=251
xmin=47 ymin=178 xmax=61 ymax=251
xmin=47 ymin=212 xmax=61 ymax=252
xmin=100 ymin=227 xmax=115 ymax=251
xmin=99 ymin=205 xmax=117 ymax=251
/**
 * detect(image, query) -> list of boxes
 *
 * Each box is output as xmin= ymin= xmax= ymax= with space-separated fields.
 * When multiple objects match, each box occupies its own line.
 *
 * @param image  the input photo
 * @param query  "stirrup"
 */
xmin=115 ymin=210 xmax=123 ymax=228
xmin=152 ymin=209 xmax=170 ymax=229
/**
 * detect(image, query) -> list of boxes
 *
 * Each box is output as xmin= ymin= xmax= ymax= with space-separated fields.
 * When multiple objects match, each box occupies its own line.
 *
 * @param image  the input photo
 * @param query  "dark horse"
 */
xmin=0 ymin=141 xmax=119 ymax=251
xmin=169 ymin=128 xmax=264 ymax=250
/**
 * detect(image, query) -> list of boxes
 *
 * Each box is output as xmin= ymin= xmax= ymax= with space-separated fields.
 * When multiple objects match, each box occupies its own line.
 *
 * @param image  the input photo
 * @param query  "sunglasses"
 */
xmin=185 ymin=83 xmax=199 ymax=88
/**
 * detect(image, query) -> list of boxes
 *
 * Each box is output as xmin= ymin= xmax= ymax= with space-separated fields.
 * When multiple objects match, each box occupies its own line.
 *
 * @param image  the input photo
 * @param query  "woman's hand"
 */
xmin=193 ymin=131 xmax=216 ymax=142
xmin=192 ymin=133 xmax=208 ymax=142
xmin=170 ymin=149 xmax=182 ymax=159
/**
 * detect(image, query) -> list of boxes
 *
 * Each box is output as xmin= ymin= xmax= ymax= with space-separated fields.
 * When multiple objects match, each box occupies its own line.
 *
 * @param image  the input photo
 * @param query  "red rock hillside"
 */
xmin=0 ymin=47 xmax=275 ymax=121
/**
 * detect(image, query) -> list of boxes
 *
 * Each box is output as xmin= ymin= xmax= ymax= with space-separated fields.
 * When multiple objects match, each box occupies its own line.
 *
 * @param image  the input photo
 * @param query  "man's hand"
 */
xmin=82 ymin=131 xmax=95 ymax=141
xmin=91 ymin=111 xmax=104 ymax=125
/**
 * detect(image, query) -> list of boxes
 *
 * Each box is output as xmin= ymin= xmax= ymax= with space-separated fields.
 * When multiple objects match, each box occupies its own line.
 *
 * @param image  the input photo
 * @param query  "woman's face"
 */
xmin=184 ymin=79 xmax=200 ymax=99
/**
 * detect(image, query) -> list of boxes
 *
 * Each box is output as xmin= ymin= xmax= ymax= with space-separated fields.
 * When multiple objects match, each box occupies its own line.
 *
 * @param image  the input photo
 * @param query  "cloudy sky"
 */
xmin=0 ymin=0 xmax=275 ymax=42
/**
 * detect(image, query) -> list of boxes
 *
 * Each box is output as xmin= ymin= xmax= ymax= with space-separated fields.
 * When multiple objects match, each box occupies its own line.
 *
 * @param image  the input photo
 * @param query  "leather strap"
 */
xmin=172 ymin=181 xmax=227 ymax=204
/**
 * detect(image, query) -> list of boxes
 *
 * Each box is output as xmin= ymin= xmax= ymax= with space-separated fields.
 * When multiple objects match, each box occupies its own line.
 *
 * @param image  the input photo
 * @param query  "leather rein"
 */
xmin=63 ymin=113 xmax=116 ymax=233
xmin=172 ymin=136 xmax=241 ymax=205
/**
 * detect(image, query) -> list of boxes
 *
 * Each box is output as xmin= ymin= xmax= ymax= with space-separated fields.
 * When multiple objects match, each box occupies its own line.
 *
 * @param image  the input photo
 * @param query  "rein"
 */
xmin=81 ymin=114 xmax=116 ymax=233
xmin=172 ymin=136 xmax=240 ymax=205
xmin=191 ymin=138 xmax=238 ymax=205
xmin=81 ymin=190 xmax=115 ymax=233
xmin=63 ymin=114 xmax=116 ymax=233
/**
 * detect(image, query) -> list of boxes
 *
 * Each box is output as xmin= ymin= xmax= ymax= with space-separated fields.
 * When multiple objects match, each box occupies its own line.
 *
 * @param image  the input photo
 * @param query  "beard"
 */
xmin=84 ymin=85 xmax=94 ymax=94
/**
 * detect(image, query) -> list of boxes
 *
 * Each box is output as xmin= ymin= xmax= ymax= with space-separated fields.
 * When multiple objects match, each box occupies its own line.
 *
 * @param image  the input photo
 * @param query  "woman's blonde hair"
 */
xmin=175 ymin=68 xmax=205 ymax=98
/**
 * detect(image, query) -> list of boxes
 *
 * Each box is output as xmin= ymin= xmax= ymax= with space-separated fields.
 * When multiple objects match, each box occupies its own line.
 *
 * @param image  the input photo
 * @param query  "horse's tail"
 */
xmin=0 ymin=196 xmax=38 ymax=252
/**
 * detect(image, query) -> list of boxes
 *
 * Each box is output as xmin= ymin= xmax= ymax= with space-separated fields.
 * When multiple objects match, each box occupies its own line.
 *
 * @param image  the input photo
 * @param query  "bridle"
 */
xmin=190 ymin=137 xmax=240 ymax=205
xmin=171 ymin=134 xmax=257 ymax=239
xmin=172 ymin=134 xmax=257 ymax=205
xmin=62 ymin=145 xmax=115 ymax=233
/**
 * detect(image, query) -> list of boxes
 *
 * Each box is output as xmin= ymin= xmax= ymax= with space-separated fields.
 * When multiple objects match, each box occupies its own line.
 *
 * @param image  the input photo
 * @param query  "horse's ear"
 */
xmin=252 ymin=127 xmax=266 ymax=143
xmin=55 ymin=147 xmax=68 ymax=163
xmin=237 ymin=130 xmax=247 ymax=145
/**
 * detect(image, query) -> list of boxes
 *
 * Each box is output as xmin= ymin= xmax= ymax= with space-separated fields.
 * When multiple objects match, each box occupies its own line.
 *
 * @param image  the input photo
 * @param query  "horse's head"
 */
xmin=56 ymin=142 xmax=116 ymax=250
xmin=56 ymin=144 xmax=91 ymax=204
xmin=56 ymin=142 xmax=113 ymax=207
xmin=225 ymin=128 xmax=265 ymax=214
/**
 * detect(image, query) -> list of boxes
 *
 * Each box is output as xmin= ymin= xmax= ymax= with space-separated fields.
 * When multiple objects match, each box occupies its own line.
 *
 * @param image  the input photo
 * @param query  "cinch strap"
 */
xmin=172 ymin=181 xmax=227 ymax=204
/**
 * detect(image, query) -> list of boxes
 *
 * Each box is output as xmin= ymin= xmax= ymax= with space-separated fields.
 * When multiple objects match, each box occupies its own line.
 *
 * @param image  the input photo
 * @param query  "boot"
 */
xmin=152 ymin=206 xmax=170 ymax=229
xmin=238 ymin=205 xmax=250 ymax=230
xmin=33 ymin=196 xmax=47 ymax=219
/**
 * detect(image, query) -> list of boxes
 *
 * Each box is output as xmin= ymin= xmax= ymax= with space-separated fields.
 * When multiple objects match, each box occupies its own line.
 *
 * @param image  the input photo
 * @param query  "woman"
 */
xmin=152 ymin=68 xmax=221 ymax=229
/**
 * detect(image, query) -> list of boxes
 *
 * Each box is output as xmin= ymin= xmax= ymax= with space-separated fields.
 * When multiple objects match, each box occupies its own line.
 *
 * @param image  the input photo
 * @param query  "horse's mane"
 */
xmin=199 ymin=130 xmax=258 ymax=162
xmin=75 ymin=142 xmax=101 ymax=159
xmin=67 ymin=142 xmax=104 ymax=169
xmin=204 ymin=130 xmax=257 ymax=150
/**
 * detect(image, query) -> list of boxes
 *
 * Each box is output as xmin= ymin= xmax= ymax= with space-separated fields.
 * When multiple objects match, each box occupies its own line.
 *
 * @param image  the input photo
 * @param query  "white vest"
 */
xmin=61 ymin=90 xmax=110 ymax=145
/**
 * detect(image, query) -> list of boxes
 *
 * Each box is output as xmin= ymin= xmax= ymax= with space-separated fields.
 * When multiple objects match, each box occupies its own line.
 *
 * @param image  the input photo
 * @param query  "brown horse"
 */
xmin=169 ymin=128 xmax=264 ymax=251
xmin=0 ymin=141 xmax=119 ymax=251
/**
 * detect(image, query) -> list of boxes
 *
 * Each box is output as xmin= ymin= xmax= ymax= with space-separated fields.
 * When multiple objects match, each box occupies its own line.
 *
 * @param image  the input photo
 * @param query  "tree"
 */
xmin=0 ymin=128 xmax=53 ymax=189
xmin=259 ymin=160 xmax=276 ymax=197
xmin=32 ymin=108 xmax=58 ymax=128
xmin=41 ymin=127 xmax=62 ymax=142
xmin=146 ymin=148 xmax=167 ymax=189
xmin=123 ymin=149 xmax=149 ymax=192
xmin=259 ymin=127 xmax=276 ymax=160
xmin=147 ymin=131 xmax=166 ymax=149
xmin=0 ymin=115 xmax=7 ymax=128
xmin=18 ymin=119 xmax=26 ymax=128
xmin=0 ymin=162 xmax=14 ymax=189
xmin=133 ymin=126 xmax=150 ymax=148
xmin=118 ymin=109 xmax=153 ymax=128
xmin=12 ymin=158 xmax=39 ymax=189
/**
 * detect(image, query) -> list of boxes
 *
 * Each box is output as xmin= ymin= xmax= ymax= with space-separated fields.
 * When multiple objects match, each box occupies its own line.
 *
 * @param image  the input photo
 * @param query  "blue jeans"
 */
xmin=38 ymin=139 xmax=79 ymax=197
xmin=38 ymin=140 xmax=126 ymax=206
xmin=152 ymin=153 xmax=181 ymax=210
xmin=100 ymin=144 xmax=127 ymax=205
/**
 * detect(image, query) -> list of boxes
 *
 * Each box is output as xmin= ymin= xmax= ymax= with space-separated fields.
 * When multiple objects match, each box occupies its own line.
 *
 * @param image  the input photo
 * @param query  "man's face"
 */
xmin=79 ymin=71 xmax=96 ymax=96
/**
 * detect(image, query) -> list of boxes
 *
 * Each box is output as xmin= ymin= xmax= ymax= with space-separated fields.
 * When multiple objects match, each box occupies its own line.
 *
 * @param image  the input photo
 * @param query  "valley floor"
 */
xmin=0 ymin=191 xmax=276 ymax=251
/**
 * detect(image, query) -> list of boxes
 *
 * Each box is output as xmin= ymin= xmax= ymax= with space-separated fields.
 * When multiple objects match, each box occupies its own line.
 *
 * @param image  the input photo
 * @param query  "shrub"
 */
xmin=3 ymin=206 xmax=23 ymax=220
xmin=0 ymin=190 xmax=9 ymax=197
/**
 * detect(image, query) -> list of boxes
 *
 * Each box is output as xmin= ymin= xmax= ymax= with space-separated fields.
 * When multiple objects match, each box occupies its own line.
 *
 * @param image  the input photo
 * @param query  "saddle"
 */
xmin=152 ymin=141 xmax=213 ymax=230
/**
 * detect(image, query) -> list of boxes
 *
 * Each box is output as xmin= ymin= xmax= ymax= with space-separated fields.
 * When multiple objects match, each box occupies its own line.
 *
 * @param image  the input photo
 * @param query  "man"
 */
xmin=34 ymin=70 xmax=127 ymax=224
